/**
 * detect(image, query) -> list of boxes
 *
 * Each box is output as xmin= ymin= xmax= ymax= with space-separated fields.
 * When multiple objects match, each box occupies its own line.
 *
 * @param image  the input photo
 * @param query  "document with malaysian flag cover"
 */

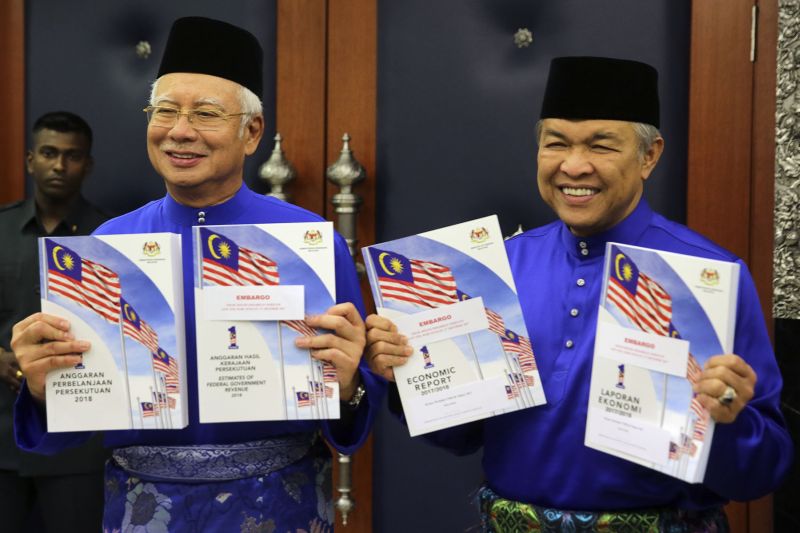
xmin=363 ymin=215 xmax=546 ymax=436
xmin=39 ymin=234 xmax=186 ymax=432
xmin=585 ymin=242 xmax=739 ymax=483
xmin=192 ymin=223 xmax=340 ymax=423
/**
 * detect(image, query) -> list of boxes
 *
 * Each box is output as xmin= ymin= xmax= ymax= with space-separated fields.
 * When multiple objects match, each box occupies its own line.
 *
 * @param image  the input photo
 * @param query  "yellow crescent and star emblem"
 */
xmin=614 ymin=253 xmax=634 ymax=282
xmin=123 ymin=303 xmax=137 ymax=323
xmin=207 ymin=234 xmax=232 ymax=260
xmin=378 ymin=252 xmax=404 ymax=276
xmin=51 ymin=245 xmax=76 ymax=271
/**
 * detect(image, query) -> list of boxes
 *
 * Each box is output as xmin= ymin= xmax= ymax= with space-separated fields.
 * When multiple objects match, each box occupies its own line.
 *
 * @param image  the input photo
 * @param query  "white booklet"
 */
xmin=40 ymin=234 xmax=186 ymax=431
xmin=363 ymin=215 xmax=546 ymax=436
xmin=585 ymin=242 xmax=739 ymax=483
xmin=193 ymin=223 xmax=339 ymax=423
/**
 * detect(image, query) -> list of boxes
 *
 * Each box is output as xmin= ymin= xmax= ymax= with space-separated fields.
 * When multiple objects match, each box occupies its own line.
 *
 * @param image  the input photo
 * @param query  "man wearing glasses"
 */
xmin=10 ymin=17 xmax=382 ymax=532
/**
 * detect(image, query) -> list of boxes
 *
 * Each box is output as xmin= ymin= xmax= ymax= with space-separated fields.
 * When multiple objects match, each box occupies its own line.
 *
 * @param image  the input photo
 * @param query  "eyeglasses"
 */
xmin=143 ymin=106 xmax=246 ymax=131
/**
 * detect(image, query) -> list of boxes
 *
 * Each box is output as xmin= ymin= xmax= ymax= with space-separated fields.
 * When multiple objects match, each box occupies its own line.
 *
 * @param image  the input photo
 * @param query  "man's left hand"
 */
xmin=693 ymin=354 xmax=756 ymax=424
xmin=295 ymin=303 xmax=366 ymax=402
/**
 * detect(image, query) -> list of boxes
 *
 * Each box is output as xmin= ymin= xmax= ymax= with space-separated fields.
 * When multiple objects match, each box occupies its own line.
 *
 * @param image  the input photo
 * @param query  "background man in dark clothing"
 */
xmin=0 ymin=111 xmax=109 ymax=533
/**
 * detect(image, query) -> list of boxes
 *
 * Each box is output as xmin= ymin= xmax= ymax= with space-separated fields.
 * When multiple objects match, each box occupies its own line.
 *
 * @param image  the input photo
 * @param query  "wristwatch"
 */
xmin=346 ymin=382 xmax=366 ymax=410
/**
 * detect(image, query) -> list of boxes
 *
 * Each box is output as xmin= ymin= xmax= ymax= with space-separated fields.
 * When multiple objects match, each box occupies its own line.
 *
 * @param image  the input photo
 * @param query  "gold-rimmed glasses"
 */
xmin=143 ymin=106 xmax=246 ymax=131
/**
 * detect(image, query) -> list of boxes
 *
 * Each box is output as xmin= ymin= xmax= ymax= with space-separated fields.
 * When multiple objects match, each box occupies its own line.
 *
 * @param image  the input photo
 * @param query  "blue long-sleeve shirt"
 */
xmin=420 ymin=199 xmax=791 ymax=510
xmin=16 ymin=185 xmax=384 ymax=456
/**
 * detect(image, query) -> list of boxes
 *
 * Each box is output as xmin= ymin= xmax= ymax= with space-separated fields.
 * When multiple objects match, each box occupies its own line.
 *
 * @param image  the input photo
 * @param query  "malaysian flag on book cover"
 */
xmin=154 ymin=391 xmax=176 ymax=409
xmin=501 ymin=328 xmax=534 ymax=365
xmin=367 ymin=247 xmax=458 ymax=308
xmin=485 ymin=307 xmax=506 ymax=336
xmin=45 ymin=239 xmax=121 ymax=324
xmin=153 ymin=347 xmax=171 ymax=374
xmin=200 ymin=227 xmax=279 ymax=287
xmin=141 ymin=402 xmax=155 ymax=417
xmin=164 ymin=355 xmax=179 ymax=393
xmin=296 ymin=391 xmax=312 ymax=407
xmin=121 ymin=298 xmax=159 ymax=353
xmin=310 ymin=381 xmax=327 ymax=399
xmin=606 ymin=246 xmax=672 ymax=336
xmin=322 ymin=362 xmax=337 ymax=383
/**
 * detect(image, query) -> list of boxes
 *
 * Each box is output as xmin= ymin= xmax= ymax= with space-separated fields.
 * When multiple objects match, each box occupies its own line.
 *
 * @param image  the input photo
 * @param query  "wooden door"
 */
xmin=687 ymin=1 xmax=778 ymax=531
xmin=275 ymin=1 xmax=376 ymax=531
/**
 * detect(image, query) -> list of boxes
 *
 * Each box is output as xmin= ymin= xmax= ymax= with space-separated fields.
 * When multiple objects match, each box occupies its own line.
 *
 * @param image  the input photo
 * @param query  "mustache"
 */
xmin=160 ymin=143 xmax=209 ymax=155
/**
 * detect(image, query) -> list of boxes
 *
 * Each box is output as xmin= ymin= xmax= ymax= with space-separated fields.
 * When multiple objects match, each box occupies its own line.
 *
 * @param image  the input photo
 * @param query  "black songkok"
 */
xmin=157 ymin=17 xmax=263 ymax=98
xmin=540 ymin=57 xmax=660 ymax=128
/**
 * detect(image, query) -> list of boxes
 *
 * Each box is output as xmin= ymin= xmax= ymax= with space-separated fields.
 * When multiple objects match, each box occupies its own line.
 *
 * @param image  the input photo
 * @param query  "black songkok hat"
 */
xmin=157 ymin=17 xmax=263 ymax=98
xmin=540 ymin=56 xmax=660 ymax=128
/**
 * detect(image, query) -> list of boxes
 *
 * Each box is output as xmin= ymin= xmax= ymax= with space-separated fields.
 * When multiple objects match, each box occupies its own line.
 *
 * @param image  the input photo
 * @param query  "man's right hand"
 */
xmin=10 ymin=313 xmax=89 ymax=403
xmin=364 ymin=314 xmax=413 ymax=382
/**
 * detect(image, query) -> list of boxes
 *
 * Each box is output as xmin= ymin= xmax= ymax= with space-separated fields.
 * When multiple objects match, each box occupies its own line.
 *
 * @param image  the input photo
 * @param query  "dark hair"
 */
xmin=32 ymin=111 xmax=93 ymax=148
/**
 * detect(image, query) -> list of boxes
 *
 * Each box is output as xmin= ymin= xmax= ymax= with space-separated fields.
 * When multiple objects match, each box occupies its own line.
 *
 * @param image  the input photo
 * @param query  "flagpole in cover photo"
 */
xmin=363 ymin=215 xmax=546 ymax=437
xmin=585 ymin=242 xmax=739 ymax=483
xmin=193 ymin=222 xmax=339 ymax=423
xmin=39 ymin=234 xmax=185 ymax=432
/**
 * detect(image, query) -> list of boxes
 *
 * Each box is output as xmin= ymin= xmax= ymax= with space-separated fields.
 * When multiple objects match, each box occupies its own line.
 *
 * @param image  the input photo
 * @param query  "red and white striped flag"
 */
xmin=141 ymin=402 xmax=155 ymax=417
xmin=368 ymin=248 xmax=458 ymax=308
xmin=485 ymin=308 xmax=506 ymax=336
xmin=45 ymin=239 xmax=121 ymax=324
xmin=606 ymin=248 xmax=673 ymax=336
xmin=282 ymin=319 xmax=317 ymax=338
xmin=121 ymin=298 xmax=159 ymax=353
xmin=296 ymin=391 xmax=313 ymax=407
xmin=686 ymin=354 xmax=703 ymax=384
xmin=322 ymin=362 xmax=337 ymax=383
xmin=200 ymin=228 xmax=279 ymax=287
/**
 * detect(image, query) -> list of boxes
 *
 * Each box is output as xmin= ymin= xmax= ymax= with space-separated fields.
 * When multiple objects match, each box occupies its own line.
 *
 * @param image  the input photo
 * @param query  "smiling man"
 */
xmin=366 ymin=57 xmax=791 ymax=531
xmin=10 ymin=18 xmax=382 ymax=532
xmin=0 ymin=111 xmax=109 ymax=533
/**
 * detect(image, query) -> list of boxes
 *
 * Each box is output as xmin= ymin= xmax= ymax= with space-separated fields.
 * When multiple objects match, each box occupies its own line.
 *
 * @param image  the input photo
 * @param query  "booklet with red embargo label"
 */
xmin=585 ymin=242 xmax=739 ymax=483
xmin=363 ymin=215 xmax=546 ymax=436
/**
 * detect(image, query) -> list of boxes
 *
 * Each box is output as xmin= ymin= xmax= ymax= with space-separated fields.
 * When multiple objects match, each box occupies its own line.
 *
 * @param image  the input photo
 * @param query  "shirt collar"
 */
xmin=559 ymin=199 xmax=654 ymax=260
xmin=163 ymin=183 xmax=255 ymax=226
xmin=17 ymin=195 xmax=95 ymax=234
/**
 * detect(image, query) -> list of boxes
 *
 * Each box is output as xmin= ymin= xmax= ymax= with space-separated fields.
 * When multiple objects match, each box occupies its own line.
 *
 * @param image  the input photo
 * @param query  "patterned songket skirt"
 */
xmin=478 ymin=485 xmax=729 ymax=533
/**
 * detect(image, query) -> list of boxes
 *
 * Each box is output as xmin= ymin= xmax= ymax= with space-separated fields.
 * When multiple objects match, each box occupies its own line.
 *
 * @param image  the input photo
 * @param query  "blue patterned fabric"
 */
xmin=111 ymin=433 xmax=314 ymax=482
xmin=103 ymin=438 xmax=334 ymax=533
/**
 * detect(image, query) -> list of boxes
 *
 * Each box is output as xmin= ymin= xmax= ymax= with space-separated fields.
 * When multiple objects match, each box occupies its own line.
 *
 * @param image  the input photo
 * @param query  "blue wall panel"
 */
xmin=26 ymin=1 xmax=276 ymax=216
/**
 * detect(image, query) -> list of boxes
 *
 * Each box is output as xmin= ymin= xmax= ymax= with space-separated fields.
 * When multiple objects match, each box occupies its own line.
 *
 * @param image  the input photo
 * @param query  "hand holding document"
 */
xmin=363 ymin=216 xmax=546 ymax=436
xmin=585 ymin=242 xmax=740 ymax=483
